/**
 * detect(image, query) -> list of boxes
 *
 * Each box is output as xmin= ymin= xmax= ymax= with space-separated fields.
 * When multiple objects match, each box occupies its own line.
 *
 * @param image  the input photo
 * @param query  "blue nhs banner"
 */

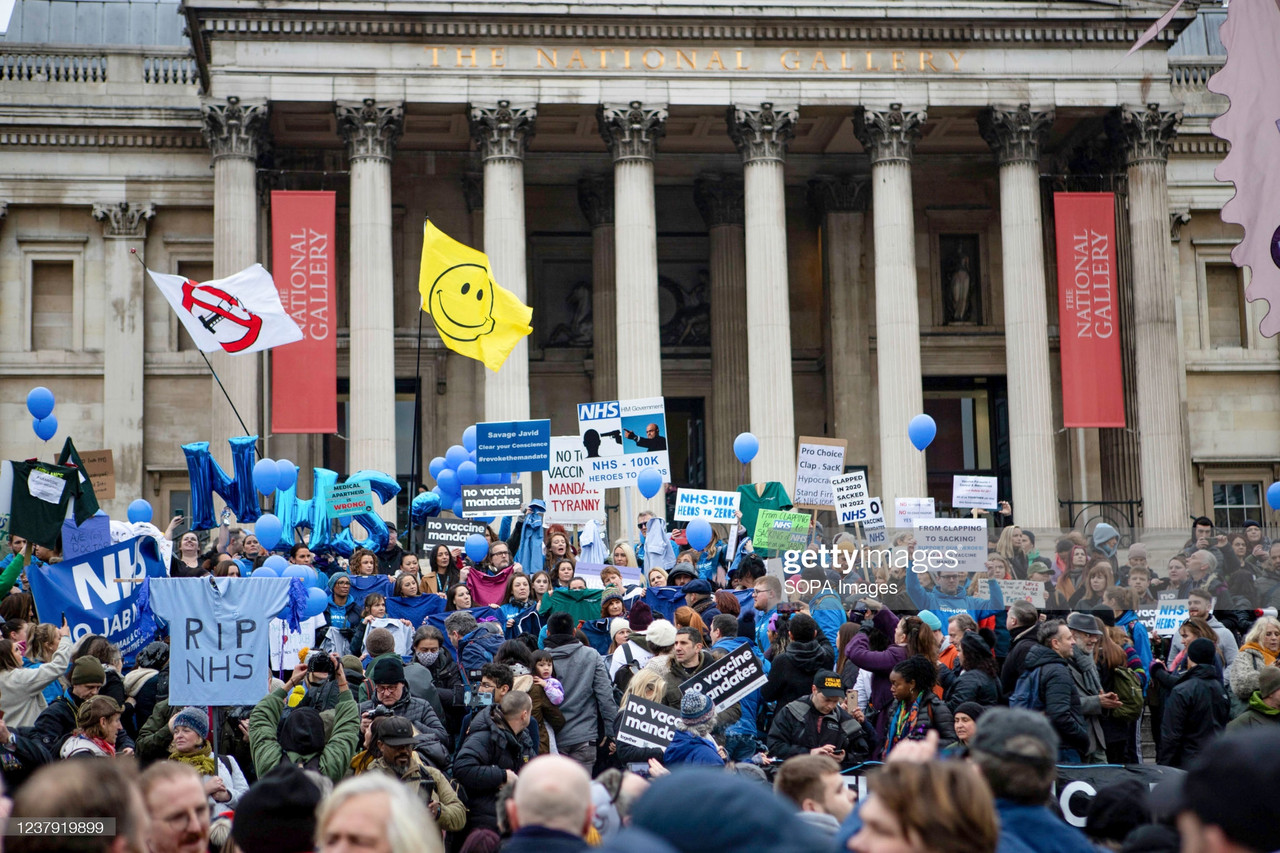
xmin=27 ymin=536 xmax=167 ymax=664
xmin=576 ymin=397 xmax=670 ymax=487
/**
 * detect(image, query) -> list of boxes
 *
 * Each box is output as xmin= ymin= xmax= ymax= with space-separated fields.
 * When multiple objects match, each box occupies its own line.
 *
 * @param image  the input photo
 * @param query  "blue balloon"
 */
xmin=908 ymin=414 xmax=937 ymax=452
xmin=478 ymin=471 xmax=503 ymax=486
xmin=445 ymin=444 xmax=468 ymax=470
xmin=307 ymin=567 xmax=324 ymax=589
xmin=32 ymin=415 xmax=57 ymax=442
xmin=263 ymin=554 xmax=289 ymax=572
xmin=276 ymin=460 xmax=298 ymax=492
xmin=464 ymin=533 xmax=489 ymax=563
xmin=457 ymin=460 xmax=479 ymax=486
xmin=428 ymin=456 xmax=447 ymax=479
xmin=255 ymin=512 xmax=283 ymax=550
xmin=686 ymin=519 xmax=713 ymax=551
xmin=252 ymin=565 xmax=279 ymax=579
xmin=437 ymin=469 xmax=459 ymax=496
xmin=304 ymin=587 xmax=328 ymax=619
xmin=1268 ymin=481 xmax=1280 ymax=511
xmin=340 ymin=514 xmax=352 ymax=528
xmin=254 ymin=458 xmax=280 ymax=496
xmin=733 ymin=432 xmax=759 ymax=465
xmin=283 ymin=564 xmax=309 ymax=582
xmin=637 ymin=468 xmax=663 ymax=499
xmin=475 ymin=516 xmax=495 ymax=525
xmin=468 ymin=450 xmax=477 ymax=464
xmin=451 ymin=497 xmax=465 ymax=518
xmin=26 ymin=386 xmax=55 ymax=420
xmin=127 ymin=499 xmax=153 ymax=524
xmin=462 ymin=425 xmax=478 ymax=453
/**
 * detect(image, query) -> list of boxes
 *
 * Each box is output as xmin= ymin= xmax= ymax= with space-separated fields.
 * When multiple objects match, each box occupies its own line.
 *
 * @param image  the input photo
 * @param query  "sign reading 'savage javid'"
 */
xmin=419 ymin=45 xmax=967 ymax=73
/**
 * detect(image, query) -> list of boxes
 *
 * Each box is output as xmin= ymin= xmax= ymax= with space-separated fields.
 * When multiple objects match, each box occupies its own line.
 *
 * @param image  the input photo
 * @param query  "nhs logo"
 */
xmin=577 ymin=401 xmax=619 ymax=421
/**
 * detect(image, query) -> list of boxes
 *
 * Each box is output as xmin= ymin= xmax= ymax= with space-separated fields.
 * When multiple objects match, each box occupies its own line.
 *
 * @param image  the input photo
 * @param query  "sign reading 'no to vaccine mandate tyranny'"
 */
xmin=576 ymin=398 xmax=671 ymax=487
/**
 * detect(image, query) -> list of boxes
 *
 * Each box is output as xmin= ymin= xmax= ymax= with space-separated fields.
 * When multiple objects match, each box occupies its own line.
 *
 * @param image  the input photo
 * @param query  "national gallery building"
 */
xmin=0 ymin=0 xmax=1264 ymax=535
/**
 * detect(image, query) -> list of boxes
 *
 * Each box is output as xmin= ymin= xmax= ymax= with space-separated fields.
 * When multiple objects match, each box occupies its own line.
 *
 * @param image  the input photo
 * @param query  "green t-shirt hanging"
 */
xmin=736 ymin=481 xmax=793 ymax=538
xmin=538 ymin=588 xmax=603 ymax=625
xmin=9 ymin=460 xmax=91 ymax=548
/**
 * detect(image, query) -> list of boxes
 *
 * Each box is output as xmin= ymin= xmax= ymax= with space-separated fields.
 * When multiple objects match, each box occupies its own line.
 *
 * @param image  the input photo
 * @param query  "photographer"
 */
xmin=452 ymin=690 xmax=536 ymax=835
xmin=248 ymin=653 xmax=360 ymax=783
xmin=358 ymin=657 xmax=449 ymax=770
xmin=363 ymin=715 xmax=466 ymax=831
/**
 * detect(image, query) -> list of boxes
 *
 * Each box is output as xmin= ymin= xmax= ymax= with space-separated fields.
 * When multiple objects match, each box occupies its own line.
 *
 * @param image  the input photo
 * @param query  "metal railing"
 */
xmin=1059 ymin=499 xmax=1144 ymax=541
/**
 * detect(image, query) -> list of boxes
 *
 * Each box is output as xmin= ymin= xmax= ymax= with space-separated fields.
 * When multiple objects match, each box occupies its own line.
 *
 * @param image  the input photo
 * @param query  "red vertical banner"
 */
xmin=270 ymin=191 xmax=337 ymax=433
xmin=1053 ymin=192 xmax=1125 ymax=428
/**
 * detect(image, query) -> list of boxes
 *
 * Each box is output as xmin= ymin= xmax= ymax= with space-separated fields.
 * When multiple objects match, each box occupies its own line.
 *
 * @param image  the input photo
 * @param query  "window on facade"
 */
xmin=176 ymin=261 xmax=214 ymax=351
xmin=1206 ymin=263 xmax=1246 ymax=348
xmin=31 ymin=261 xmax=74 ymax=350
xmin=1211 ymin=481 xmax=1262 ymax=529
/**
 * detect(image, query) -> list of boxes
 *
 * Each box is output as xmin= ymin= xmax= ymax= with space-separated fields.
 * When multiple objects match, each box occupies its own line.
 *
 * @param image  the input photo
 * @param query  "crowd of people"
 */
xmin=0 ymin=506 xmax=1274 ymax=853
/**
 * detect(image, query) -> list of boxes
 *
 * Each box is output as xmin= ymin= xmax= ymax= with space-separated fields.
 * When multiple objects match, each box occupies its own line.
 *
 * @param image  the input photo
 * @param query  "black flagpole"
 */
xmin=130 ymin=248 xmax=252 ymax=438
xmin=408 ymin=303 xmax=425 ymax=556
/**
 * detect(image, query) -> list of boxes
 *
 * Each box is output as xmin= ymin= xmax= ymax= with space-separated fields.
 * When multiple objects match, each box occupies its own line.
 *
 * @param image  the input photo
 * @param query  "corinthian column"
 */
xmin=337 ymin=98 xmax=403 ymax=497
xmin=201 ymin=96 xmax=268 ymax=468
xmin=727 ymin=104 xmax=798 ymax=490
xmin=1118 ymin=104 xmax=1187 ymax=528
xmin=694 ymin=174 xmax=749 ymax=491
xmin=809 ymin=176 xmax=872 ymax=483
xmin=853 ymin=104 xmax=928 ymax=510
xmin=578 ymin=176 xmax=617 ymax=403
xmin=93 ymin=201 xmax=154 ymax=515
xmin=470 ymin=101 xmax=536 ymax=423
xmin=978 ymin=105 xmax=1059 ymax=527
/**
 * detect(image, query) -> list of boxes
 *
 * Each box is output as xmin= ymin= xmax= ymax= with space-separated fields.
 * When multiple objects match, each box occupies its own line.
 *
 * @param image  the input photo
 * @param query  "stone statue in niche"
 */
xmin=547 ymin=280 xmax=593 ymax=346
xmin=941 ymin=234 xmax=981 ymax=325
xmin=660 ymin=270 xmax=711 ymax=346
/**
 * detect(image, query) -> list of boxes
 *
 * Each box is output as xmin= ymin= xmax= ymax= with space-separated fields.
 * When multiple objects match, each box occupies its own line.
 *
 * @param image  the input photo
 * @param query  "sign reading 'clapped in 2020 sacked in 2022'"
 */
xmin=576 ymin=398 xmax=670 ymax=487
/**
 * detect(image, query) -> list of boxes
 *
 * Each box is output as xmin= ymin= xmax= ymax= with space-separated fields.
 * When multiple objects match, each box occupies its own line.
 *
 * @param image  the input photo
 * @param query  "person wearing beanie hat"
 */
xmin=545 ymin=602 xmax=621 ymax=772
xmin=601 ymin=589 xmax=626 ymax=619
xmin=231 ymin=765 xmax=325 ymax=853
xmin=628 ymin=599 xmax=654 ymax=633
xmin=72 ymin=654 xmax=106 ymax=687
xmin=1155 ymin=637 xmax=1229 ymax=767
xmin=608 ymin=614 xmax=655 ymax=696
xmin=608 ymin=618 xmax=630 ymax=649
xmin=1085 ymin=779 xmax=1154 ymax=848
xmin=663 ymin=690 xmax=723 ymax=767
xmin=917 ymin=610 xmax=943 ymax=633
xmin=169 ymin=705 xmax=251 ymax=809
xmin=323 ymin=571 xmax=360 ymax=643
xmin=1227 ymin=665 xmax=1280 ymax=731
xmin=642 ymin=619 xmax=677 ymax=652
xmin=357 ymin=654 xmax=449 ymax=767
xmin=950 ymin=701 xmax=987 ymax=750
xmin=31 ymin=652 xmax=138 ymax=758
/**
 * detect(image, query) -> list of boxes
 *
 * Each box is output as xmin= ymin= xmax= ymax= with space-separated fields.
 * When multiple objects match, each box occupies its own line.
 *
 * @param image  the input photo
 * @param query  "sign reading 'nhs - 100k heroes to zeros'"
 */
xmin=576 ymin=398 xmax=670 ymax=487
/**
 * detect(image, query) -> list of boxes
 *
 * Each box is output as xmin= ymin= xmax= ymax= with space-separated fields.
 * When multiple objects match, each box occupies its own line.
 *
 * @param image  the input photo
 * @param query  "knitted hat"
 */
xmin=71 ymin=655 xmax=106 ymax=686
xmin=230 ymin=765 xmax=323 ymax=853
xmin=609 ymin=618 xmax=630 ymax=639
xmin=645 ymin=619 xmax=677 ymax=649
xmin=680 ymin=689 xmax=715 ymax=726
xmin=325 ymin=571 xmax=351 ymax=592
xmin=1258 ymin=666 xmax=1280 ymax=699
xmin=1187 ymin=637 xmax=1216 ymax=666
xmin=171 ymin=706 xmax=210 ymax=741
xmin=917 ymin=610 xmax=943 ymax=632
xmin=628 ymin=600 xmax=654 ymax=632
xmin=370 ymin=657 xmax=405 ymax=685
xmin=1126 ymin=543 xmax=1148 ymax=561
xmin=341 ymin=655 xmax=364 ymax=674
xmin=952 ymin=701 xmax=988 ymax=723
xmin=1092 ymin=522 xmax=1119 ymax=547
xmin=602 ymin=590 xmax=625 ymax=606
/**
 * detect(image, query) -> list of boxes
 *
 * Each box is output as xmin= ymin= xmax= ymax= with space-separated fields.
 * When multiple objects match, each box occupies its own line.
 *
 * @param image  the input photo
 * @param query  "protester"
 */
xmin=543 ymin=611 xmax=617 ymax=770
xmin=503 ymin=755 xmax=595 ymax=853
xmin=1174 ymin=729 xmax=1280 ymax=853
xmin=32 ymin=654 xmax=135 ymax=757
xmin=1010 ymin=620 xmax=1091 ymax=762
xmin=663 ymin=690 xmax=724 ymax=767
xmin=767 ymin=670 xmax=872 ymax=767
xmin=167 ymin=705 xmax=249 ymax=809
xmin=8 ymin=759 xmax=149 ymax=853
xmin=452 ymin=690 xmax=536 ymax=834
xmin=140 ymin=761 xmax=212 ymax=853
xmin=881 ymin=655 xmax=956 ymax=757
xmin=1226 ymin=666 xmax=1280 ymax=731
xmin=248 ymin=657 xmax=360 ymax=782
xmin=944 ymin=630 xmax=1001 ymax=710
xmin=848 ymin=761 xmax=998 ymax=853
xmin=364 ymin=715 xmax=466 ymax=831
xmin=1227 ymin=615 xmax=1280 ymax=702
xmin=230 ymin=764 xmax=326 ymax=853
xmin=0 ymin=619 xmax=70 ymax=726
xmin=359 ymin=656 xmax=449 ymax=767
xmin=1154 ymin=638 xmax=1229 ymax=768
xmin=773 ymin=754 xmax=855 ymax=836
xmin=761 ymin=613 xmax=834 ymax=710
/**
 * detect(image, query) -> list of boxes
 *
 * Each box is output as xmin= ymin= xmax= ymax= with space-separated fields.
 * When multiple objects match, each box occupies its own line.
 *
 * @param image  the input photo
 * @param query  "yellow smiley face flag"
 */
xmin=417 ymin=220 xmax=532 ymax=372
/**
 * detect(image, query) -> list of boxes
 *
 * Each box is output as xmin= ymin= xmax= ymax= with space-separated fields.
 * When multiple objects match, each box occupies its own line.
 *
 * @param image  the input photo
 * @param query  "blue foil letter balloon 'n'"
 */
xmin=183 ymin=436 xmax=262 ymax=530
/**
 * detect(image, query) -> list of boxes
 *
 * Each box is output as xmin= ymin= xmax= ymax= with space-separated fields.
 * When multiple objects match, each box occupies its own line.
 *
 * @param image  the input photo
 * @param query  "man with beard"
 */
xmin=365 ymin=716 xmax=466 ymax=832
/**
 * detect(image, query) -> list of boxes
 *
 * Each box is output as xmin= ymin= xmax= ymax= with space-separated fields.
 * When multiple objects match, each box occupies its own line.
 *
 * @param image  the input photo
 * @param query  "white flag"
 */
xmin=147 ymin=264 xmax=303 ymax=355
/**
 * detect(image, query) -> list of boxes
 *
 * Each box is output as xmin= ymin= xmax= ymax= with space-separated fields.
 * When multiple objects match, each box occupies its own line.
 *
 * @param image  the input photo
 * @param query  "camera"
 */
xmin=369 ymin=704 xmax=395 ymax=720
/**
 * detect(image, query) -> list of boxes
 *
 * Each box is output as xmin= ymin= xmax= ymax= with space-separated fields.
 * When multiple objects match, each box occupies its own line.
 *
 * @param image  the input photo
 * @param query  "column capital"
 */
xmin=462 ymin=171 xmax=484 ymax=213
xmin=978 ymin=104 xmax=1054 ymax=167
xmin=200 ymin=96 xmax=269 ymax=161
xmin=693 ymin=173 xmax=744 ymax=227
xmin=577 ymin=175 xmax=614 ymax=227
xmin=852 ymin=104 xmax=927 ymax=166
xmin=727 ymin=102 xmax=797 ymax=164
xmin=1116 ymin=103 xmax=1181 ymax=166
xmin=598 ymin=101 xmax=667 ymax=163
xmin=807 ymin=175 xmax=870 ymax=215
xmin=92 ymin=201 xmax=155 ymax=238
xmin=470 ymin=100 xmax=537 ymax=162
xmin=0 ymin=202 xmax=7 ymax=221
xmin=336 ymin=98 xmax=404 ymax=163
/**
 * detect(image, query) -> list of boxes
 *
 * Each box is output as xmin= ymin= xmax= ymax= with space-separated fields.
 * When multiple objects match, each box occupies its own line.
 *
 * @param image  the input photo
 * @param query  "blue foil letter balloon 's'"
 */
xmin=183 ymin=436 xmax=262 ymax=530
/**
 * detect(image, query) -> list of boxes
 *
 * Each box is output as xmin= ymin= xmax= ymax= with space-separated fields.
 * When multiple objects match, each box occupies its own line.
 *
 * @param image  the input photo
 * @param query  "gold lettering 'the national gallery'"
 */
xmin=423 ymin=45 xmax=964 ymax=73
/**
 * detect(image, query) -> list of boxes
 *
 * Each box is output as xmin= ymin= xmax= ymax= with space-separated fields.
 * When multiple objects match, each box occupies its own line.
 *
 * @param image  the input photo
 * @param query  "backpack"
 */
xmin=1109 ymin=665 xmax=1145 ymax=722
xmin=1009 ymin=667 xmax=1046 ymax=712
xmin=458 ymin=626 xmax=503 ymax=685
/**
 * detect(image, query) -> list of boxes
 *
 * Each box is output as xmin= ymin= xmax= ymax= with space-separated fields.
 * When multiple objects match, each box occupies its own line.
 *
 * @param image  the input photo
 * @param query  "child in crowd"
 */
xmin=532 ymin=649 xmax=565 ymax=706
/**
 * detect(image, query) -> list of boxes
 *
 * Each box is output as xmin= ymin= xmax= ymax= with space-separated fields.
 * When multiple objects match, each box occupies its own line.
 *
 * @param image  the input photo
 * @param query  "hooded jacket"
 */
xmin=248 ymin=686 xmax=359 ymax=783
xmin=31 ymin=690 xmax=136 ymax=757
xmin=663 ymin=728 xmax=724 ymax=766
xmin=1226 ymin=692 xmax=1280 ymax=732
xmin=1115 ymin=610 xmax=1154 ymax=672
xmin=760 ymin=639 xmax=833 ymax=710
xmin=1018 ymin=645 xmax=1090 ymax=756
xmin=1000 ymin=623 xmax=1041 ymax=697
xmin=905 ymin=570 xmax=1005 ymax=621
xmin=1157 ymin=663 xmax=1229 ymax=768
xmin=843 ymin=609 xmax=908 ymax=744
xmin=545 ymin=636 xmax=619 ymax=747
xmin=451 ymin=703 xmax=536 ymax=831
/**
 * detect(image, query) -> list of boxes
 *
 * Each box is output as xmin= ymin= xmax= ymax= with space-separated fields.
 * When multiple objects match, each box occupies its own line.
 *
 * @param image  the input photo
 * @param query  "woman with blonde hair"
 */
xmin=0 ymin=621 xmax=70 ymax=726
xmin=1229 ymin=615 xmax=1280 ymax=701
xmin=994 ymin=526 xmax=1028 ymax=579
xmin=611 ymin=540 xmax=638 ymax=570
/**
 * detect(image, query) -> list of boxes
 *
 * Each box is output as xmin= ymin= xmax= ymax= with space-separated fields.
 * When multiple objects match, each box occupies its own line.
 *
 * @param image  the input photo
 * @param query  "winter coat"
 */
xmin=60 ymin=735 xmax=113 ymax=759
xmin=31 ymin=692 xmax=135 ymax=757
xmin=512 ymin=673 xmax=565 ymax=754
xmin=766 ymin=696 xmax=873 ymax=767
xmin=1000 ymin=624 xmax=1040 ymax=698
xmin=760 ymin=639 xmax=834 ymax=710
xmin=997 ymin=800 xmax=1099 ymax=853
xmin=710 ymin=637 xmax=768 ymax=738
xmin=843 ymin=613 xmax=908 ymax=744
xmin=192 ymin=752 xmax=250 ymax=810
xmin=1157 ymin=664 xmax=1229 ymax=768
xmin=424 ymin=652 xmax=467 ymax=735
xmin=367 ymin=753 xmax=467 ymax=832
xmin=402 ymin=662 xmax=446 ymax=722
xmin=663 ymin=729 xmax=724 ymax=766
xmin=1227 ymin=644 xmax=1276 ymax=701
xmin=879 ymin=693 xmax=956 ymax=758
xmin=1068 ymin=645 xmax=1106 ymax=758
xmin=0 ymin=636 xmax=71 ymax=727
xmin=1226 ymin=692 xmax=1280 ymax=732
xmin=248 ymin=686 xmax=360 ymax=783
xmin=359 ymin=690 xmax=449 ymax=767
xmin=503 ymin=826 xmax=590 ymax=853
xmin=545 ymin=636 xmax=618 ymax=748
xmin=1115 ymin=611 xmax=1154 ymax=672
xmin=945 ymin=668 xmax=1001 ymax=711
xmin=1018 ymin=645 xmax=1090 ymax=756
xmin=451 ymin=704 xmax=536 ymax=832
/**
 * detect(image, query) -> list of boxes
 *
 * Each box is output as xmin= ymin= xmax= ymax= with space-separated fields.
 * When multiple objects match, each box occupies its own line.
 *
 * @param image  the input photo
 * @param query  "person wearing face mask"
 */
xmin=408 ymin=625 xmax=466 ymax=738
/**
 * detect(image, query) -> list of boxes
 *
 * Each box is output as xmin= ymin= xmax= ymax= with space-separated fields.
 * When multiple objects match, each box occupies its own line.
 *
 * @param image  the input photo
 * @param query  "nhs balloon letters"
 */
xmin=183 ymin=436 xmax=262 ymax=530
xmin=272 ymin=467 xmax=401 ymax=557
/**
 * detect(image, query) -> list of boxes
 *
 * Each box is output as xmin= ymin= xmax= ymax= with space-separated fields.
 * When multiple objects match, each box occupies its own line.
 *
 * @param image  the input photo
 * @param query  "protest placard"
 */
xmin=1154 ymin=593 xmax=1189 ymax=638
xmin=1135 ymin=603 xmax=1160 ymax=634
xmin=544 ymin=436 xmax=605 ymax=525
xmin=461 ymin=484 xmax=524 ymax=518
xmin=794 ymin=437 xmax=846 ymax=510
xmin=476 ymin=419 xmax=551 ymax=474
xmin=753 ymin=509 xmax=811 ymax=552
xmin=326 ymin=481 xmax=375 ymax=518
xmin=79 ymin=449 xmax=116 ymax=501
xmin=678 ymin=643 xmax=767 ymax=709
xmin=616 ymin=695 xmax=680 ymax=750
xmin=423 ymin=518 xmax=492 ymax=548
xmin=951 ymin=475 xmax=998 ymax=510
xmin=674 ymin=488 xmax=740 ymax=523
xmin=863 ymin=496 xmax=888 ymax=545
xmin=831 ymin=470 xmax=869 ymax=524
xmin=975 ymin=578 xmax=1047 ymax=608
xmin=576 ymin=398 xmax=671 ymax=487
xmin=894 ymin=497 xmax=936 ymax=527
xmin=912 ymin=518 xmax=986 ymax=572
